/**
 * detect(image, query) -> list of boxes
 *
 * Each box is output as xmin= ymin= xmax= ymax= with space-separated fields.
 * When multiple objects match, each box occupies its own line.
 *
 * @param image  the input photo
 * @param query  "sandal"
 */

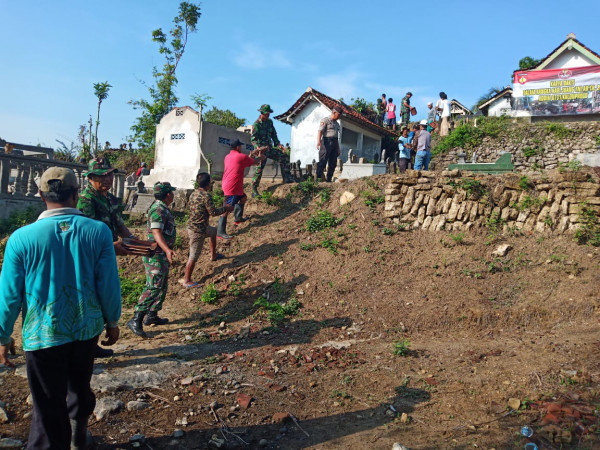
xmin=211 ymin=253 xmax=225 ymax=262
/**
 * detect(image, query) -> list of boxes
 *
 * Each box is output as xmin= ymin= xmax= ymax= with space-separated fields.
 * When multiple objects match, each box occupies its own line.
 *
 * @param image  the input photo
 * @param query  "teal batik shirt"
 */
xmin=0 ymin=208 xmax=122 ymax=351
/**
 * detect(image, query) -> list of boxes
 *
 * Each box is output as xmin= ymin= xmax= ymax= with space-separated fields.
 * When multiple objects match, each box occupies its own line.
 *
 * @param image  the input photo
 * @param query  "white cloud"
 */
xmin=233 ymin=43 xmax=291 ymax=70
xmin=314 ymin=71 xmax=364 ymax=100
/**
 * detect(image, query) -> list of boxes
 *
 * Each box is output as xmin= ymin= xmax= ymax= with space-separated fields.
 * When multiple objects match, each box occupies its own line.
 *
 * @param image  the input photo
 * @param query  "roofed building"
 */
xmin=275 ymin=87 xmax=396 ymax=166
xmin=477 ymin=87 xmax=513 ymax=117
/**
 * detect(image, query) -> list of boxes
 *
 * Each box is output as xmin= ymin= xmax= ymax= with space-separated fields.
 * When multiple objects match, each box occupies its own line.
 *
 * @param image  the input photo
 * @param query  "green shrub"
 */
xmin=0 ymin=206 xmax=41 ymax=237
xmin=432 ymin=123 xmax=483 ymax=156
xmin=574 ymin=202 xmax=600 ymax=246
xmin=393 ymin=339 xmax=411 ymax=356
xmin=254 ymin=295 xmax=302 ymax=326
xmin=294 ymin=178 xmax=320 ymax=196
xmin=211 ymin=187 xmax=225 ymax=207
xmin=448 ymin=178 xmax=487 ymax=199
xmin=518 ymin=176 xmax=531 ymax=191
xmin=119 ymin=269 xmax=146 ymax=306
xmin=544 ymin=122 xmax=574 ymax=139
xmin=201 ymin=283 xmax=219 ymax=304
xmin=259 ymin=191 xmax=279 ymax=206
xmin=306 ymin=210 xmax=342 ymax=232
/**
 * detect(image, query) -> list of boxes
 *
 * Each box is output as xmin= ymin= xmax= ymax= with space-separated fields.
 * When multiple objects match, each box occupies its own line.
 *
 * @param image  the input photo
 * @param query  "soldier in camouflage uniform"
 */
xmin=180 ymin=172 xmax=233 ymax=288
xmin=78 ymin=157 xmax=136 ymax=357
xmin=251 ymin=104 xmax=294 ymax=197
xmin=127 ymin=182 xmax=177 ymax=338
xmin=78 ymin=157 xmax=135 ymax=255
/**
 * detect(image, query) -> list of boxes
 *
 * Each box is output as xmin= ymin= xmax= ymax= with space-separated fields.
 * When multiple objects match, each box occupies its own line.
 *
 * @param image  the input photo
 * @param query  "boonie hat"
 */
xmin=229 ymin=138 xmax=243 ymax=149
xmin=40 ymin=167 xmax=79 ymax=192
xmin=84 ymin=157 xmax=118 ymax=177
xmin=419 ymin=119 xmax=428 ymax=126
xmin=153 ymin=181 xmax=176 ymax=196
xmin=258 ymin=104 xmax=273 ymax=114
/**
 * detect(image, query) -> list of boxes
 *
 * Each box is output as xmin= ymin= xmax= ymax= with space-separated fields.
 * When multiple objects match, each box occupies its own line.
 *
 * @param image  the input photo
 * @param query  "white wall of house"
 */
xmin=289 ymin=101 xmax=331 ymax=166
xmin=545 ymin=48 xmax=597 ymax=69
xmin=487 ymin=97 xmax=513 ymax=117
xmin=340 ymin=121 xmax=381 ymax=162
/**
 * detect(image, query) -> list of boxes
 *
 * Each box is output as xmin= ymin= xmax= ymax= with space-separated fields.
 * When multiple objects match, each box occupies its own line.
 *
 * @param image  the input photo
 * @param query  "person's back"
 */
xmin=1 ymin=213 xmax=119 ymax=350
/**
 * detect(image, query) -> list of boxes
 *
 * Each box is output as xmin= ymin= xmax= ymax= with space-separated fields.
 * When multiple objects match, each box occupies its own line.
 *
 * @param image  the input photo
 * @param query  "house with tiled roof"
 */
xmin=477 ymin=87 xmax=513 ymax=117
xmin=275 ymin=87 xmax=396 ymax=166
xmin=512 ymin=33 xmax=600 ymax=118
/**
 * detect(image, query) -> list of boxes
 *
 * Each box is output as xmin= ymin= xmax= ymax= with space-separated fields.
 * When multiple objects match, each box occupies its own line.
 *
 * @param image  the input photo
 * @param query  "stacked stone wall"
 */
xmin=384 ymin=169 xmax=600 ymax=233
xmin=434 ymin=121 xmax=600 ymax=171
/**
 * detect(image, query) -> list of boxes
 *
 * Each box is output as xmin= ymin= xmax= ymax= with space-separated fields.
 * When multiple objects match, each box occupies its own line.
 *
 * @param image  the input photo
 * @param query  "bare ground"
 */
xmin=1 ymin=175 xmax=600 ymax=449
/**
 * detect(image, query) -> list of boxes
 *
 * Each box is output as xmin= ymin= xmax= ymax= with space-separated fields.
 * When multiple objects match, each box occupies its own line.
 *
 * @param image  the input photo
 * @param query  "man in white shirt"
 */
xmin=436 ymin=92 xmax=451 ymax=137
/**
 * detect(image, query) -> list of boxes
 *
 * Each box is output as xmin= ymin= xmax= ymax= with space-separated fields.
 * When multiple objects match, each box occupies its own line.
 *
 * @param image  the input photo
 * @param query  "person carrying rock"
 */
xmin=316 ymin=106 xmax=342 ymax=182
xmin=251 ymin=104 xmax=294 ymax=197
xmin=180 ymin=172 xmax=233 ymax=288
xmin=0 ymin=167 xmax=121 ymax=449
xmin=127 ymin=182 xmax=177 ymax=338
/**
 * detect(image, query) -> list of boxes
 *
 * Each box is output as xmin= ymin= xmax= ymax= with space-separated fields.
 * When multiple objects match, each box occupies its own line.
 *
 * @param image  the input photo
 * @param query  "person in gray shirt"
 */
xmin=316 ymin=106 xmax=342 ymax=182
xmin=414 ymin=120 xmax=432 ymax=170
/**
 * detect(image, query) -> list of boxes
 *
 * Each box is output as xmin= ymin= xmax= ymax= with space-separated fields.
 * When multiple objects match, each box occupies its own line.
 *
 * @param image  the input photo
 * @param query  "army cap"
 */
xmin=153 ymin=181 xmax=176 ymax=196
xmin=258 ymin=104 xmax=274 ymax=114
xmin=39 ymin=167 xmax=79 ymax=191
xmin=84 ymin=157 xmax=118 ymax=177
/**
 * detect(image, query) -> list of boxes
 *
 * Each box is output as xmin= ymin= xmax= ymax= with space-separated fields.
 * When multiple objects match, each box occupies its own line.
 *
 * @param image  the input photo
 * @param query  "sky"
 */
xmin=2 ymin=0 xmax=600 ymax=150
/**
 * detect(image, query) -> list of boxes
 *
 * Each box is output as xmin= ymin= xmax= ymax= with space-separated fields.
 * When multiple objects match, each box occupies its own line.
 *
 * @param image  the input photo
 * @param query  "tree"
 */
xmin=93 ymin=81 xmax=111 ymax=155
xmin=202 ymin=106 xmax=246 ymax=129
xmin=518 ymin=56 xmax=541 ymax=70
xmin=348 ymin=97 xmax=377 ymax=123
xmin=129 ymin=2 xmax=202 ymax=149
xmin=473 ymin=86 xmax=504 ymax=112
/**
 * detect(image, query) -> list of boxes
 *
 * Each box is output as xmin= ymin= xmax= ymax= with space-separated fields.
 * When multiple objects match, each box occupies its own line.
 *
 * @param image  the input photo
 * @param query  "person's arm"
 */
xmin=151 ymin=228 xmax=176 ymax=263
xmin=270 ymin=121 xmax=281 ymax=147
xmin=0 ymin=237 xmax=24 ymax=367
xmin=205 ymin=194 xmax=232 ymax=217
xmin=317 ymin=128 xmax=324 ymax=149
xmin=94 ymin=225 xmax=121 ymax=346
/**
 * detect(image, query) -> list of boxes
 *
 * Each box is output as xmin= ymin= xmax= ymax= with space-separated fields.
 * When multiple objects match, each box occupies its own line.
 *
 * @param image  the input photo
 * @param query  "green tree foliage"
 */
xmin=203 ymin=106 xmax=246 ymax=129
xmin=518 ymin=56 xmax=541 ymax=70
xmin=129 ymin=2 xmax=202 ymax=149
xmin=93 ymin=81 xmax=111 ymax=155
xmin=348 ymin=97 xmax=377 ymax=123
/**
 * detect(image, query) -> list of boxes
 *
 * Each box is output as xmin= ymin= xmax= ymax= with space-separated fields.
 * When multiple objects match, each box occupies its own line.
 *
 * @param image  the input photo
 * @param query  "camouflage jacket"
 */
xmin=147 ymin=200 xmax=176 ymax=252
xmin=251 ymin=117 xmax=280 ymax=149
xmin=77 ymin=185 xmax=125 ymax=241
xmin=187 ymin=189 xmax=227 ymax=235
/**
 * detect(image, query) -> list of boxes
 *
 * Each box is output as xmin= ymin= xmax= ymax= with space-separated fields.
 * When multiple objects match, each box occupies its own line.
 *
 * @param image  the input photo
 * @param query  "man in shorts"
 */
xmin=180 ymin=172 xmax=233 ymax=288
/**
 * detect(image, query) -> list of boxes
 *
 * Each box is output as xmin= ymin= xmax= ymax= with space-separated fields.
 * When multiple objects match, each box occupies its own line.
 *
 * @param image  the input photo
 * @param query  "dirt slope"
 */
xmin=1 ymin=175 xmax=599 ymax=449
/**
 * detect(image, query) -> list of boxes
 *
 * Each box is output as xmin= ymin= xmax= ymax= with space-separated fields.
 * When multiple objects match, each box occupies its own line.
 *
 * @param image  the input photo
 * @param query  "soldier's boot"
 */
xmin=217 ymin=216 xmax=232 ymax=240
xmin=70 ymin=416 xmax=93 ymax=450
xmin=233 ymin=204 xmax=247 ymax=225
xmin=127 ymin=311 xmax=147 ymax=338
xmin=143 ymin=311 xmax=169 ymax=326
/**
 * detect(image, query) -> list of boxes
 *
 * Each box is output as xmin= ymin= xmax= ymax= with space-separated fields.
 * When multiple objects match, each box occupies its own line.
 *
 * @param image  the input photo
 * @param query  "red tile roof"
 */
xmin=274 ymin=87 xmax=397 ymax=137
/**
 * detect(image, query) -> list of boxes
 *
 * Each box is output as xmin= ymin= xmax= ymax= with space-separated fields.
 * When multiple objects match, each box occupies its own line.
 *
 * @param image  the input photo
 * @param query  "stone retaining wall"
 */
xmin=434 ymin=121 xmax=600 ymax=171
xmin=384 ymin=169 xmax=600 ymax=233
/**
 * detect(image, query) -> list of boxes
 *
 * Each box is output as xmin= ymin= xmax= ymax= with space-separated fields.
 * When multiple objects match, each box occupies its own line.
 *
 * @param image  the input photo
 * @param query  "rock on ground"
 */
xmin=94 ymin=397 xmax=124 ymax=420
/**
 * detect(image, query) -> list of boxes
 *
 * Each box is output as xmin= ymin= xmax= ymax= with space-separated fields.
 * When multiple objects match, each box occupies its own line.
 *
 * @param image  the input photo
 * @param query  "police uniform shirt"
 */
xmin=319 ymin=116 xmax=340 ymax=139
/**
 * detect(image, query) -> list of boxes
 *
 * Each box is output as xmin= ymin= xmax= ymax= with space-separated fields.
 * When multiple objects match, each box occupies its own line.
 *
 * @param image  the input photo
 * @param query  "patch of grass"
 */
xmin=253 ymin=295 xmax=302 ymax=326
xmin=317 ymin=188 xmax=332 ymax=206
xmin=119 ymin=269 xmax=146 ymax=307
xmin=382 ymin=227 xmax=395 ymax=236
xmin=392 ymin=339 xmax=411 ymax=356
xmin=227 ymin=276 xmax=246 ymax=296
xmin=522 ymin=146 xmax=543 ymax=158
xmin=259 ymin=191 xmax=279 ymax=206
xmin=544 ymin=122 xmax=575 ymax=139
xmin=518 ymin=176 xmax=531 ymax=191
xmin=448 ymin=178 xmax=487 ymax=199
xmin=299 ymin=242 xmax=316 ymax=251
xmin=330 ymin=389 xmax=353 ymax=400
xmin=201 ymin=283 xmax=219 ymax=304
xmin=320 ymin=235 xmax=340 ymax=254
xmin=211 ymin=187 xmax=225 ymax=207
xmin=450 ymin=232 xmax=466 ymax=244
xmin=574 ymin=202 xmax=600 ymax=246
xmin=485 ymin=211 xmax=506 ymax=244
xmin=306 ymin=210 xmax=342 ymax=232
xmin=558 ymin=159 xmax=582 ymax=173
xmin=0 ymin=206 xmax=41 ymax=238
xmin=361 ymin=190 xmax=385 ymax=210
xmin=294 ymin=178 xmax=320 ymax=197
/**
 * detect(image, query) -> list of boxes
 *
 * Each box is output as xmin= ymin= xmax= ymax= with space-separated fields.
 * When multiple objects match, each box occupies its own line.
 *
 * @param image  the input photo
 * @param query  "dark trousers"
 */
xmin=26 ymin=336 xmax=99 ymax=450
xmin=316 ymin=138 xmax=339 ymax=182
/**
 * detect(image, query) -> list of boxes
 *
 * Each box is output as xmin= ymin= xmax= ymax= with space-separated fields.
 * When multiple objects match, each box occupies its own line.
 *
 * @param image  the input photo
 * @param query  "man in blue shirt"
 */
xmin=0 ymin=167 xmax=122 ymax=450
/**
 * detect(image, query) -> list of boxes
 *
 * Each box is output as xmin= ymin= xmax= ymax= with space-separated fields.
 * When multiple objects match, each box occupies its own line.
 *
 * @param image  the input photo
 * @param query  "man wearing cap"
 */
xmin=316 ymin=106 xmax=342 ymax=182
xmin=426 ymin=102 xmax=438 ymax=134
xmin=414 ymin=120 xmax=432 ymax=170
xmin=219 ymin=139 xmax=264 ymax=238
xmin=0 ymin=167 xmax=121 ymax=449
xmin=400 ymin=92 xmax=413 ymax=129
xmin=78 ymin=157 xmax=136 ymax=357
xmin=181 ymin=172 xmax=234 ymax=288
xmin=127 ymin=181 xmax=177 ymax=337
xmin=251 ymin=104 xmax=294 ymax=197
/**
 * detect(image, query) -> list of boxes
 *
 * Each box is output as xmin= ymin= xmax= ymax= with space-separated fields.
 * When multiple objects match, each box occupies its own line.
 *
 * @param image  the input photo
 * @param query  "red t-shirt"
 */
xmin=222 ymin=150 xmax=258 ymax=196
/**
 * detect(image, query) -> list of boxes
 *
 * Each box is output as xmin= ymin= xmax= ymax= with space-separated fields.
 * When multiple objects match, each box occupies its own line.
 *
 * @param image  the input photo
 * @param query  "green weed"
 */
xmin=119 ymin=269 xmax=146 ymax=307
xmin=392 ymin=339 xmax=411 ymax=356
xmin=574 ymin=202 xmax=600 ymax=246
xmin=306 ymin=210 xmax=342 ymax=232
xmin=259 ymin=191 xmax=279 ymax=206
xmin=253 ymin=295 xmax=302 ymax=326
xmin=201 ymin=283 xmax=219 ymax=304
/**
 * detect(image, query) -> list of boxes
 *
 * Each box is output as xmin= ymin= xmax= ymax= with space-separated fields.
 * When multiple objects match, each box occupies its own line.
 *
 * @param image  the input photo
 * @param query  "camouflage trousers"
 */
xmin=252 ymin=147 xmax=292 ymax=190
xmin=136 ymin=253 xmax=170 ymax=313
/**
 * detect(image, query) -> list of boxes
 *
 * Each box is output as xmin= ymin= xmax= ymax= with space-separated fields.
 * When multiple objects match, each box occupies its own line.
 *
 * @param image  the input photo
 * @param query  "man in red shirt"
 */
xmin=217 ymin=139 xmax=264 ymax=239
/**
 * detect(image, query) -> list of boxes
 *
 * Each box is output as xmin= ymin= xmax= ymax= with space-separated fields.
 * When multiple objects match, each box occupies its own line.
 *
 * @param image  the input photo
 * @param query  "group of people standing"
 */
xmin=377 ymin=93 xmax=414 ymax=131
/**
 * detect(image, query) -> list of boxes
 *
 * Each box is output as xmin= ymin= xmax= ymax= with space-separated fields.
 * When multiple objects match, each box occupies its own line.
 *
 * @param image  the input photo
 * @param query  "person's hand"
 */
xmin=164 ymin=248 xmax=177 ymax=264
xmin=0 ymin=338 xmax=16 ymax=368
xmin=114 ymin=241 xmax=132 ymax=256
xmin=317 ymin=143 xmax=321 ymax=150
xmin=101 ymin=327 xmax=119 ymax=346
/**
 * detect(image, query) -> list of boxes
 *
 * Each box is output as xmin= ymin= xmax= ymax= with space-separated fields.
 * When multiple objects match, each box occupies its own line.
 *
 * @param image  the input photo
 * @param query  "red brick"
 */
xmin=542 ymin=413 xmax=559 ymax=424
xmin=237 ymin=393 xmax=252 ymax=410
xmin=272 ymin=412 xmax=290 ymax=423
